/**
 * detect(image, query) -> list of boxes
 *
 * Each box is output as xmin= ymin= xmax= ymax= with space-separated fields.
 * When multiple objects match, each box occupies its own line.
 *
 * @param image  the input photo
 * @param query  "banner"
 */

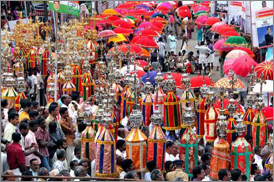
xmin=251 ymin=1 xmax=273 ymax=48
xmin=265 ymin=47 xmax=273 ymax=61
xmin=228 ymin=1 xmax=246 ymax=32
xmin=216 ymin=1 xmax=228 ymax=14
xmin=33 ymin=1 xmax=51 ymax=19
xmin=49 ymin=1 xmax=80 ymax=16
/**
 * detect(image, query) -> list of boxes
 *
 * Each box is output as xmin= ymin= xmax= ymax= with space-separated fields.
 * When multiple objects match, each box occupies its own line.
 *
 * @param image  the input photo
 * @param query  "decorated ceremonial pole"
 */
xmin=226 ymin=98 xmax=237 ymax=145
xmin=53 ymin=10 xmax=58 ymax=101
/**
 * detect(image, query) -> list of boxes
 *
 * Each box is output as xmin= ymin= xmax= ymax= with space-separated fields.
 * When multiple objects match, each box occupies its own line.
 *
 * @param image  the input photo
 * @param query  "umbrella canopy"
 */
xmin=213 ymin=38 xmax=234 ymax=52
xmin=204 ymin=17 xmax=221 ymax=26
xmin=177 ymin=6 xmax=191 ymax=18
xmin=138 ymin=21 xmax=153 ymax=28
xmin=231 ymin=56 xmax=258 ymax=77
xmin=116 ymin=4 xmax=134 ymax=9
xmin=214 ymin=77 xmax=245 ymax=89
xmin=194 ymin=11 xmax=208 ymax=17
xmin=113 ymin=27 xmax=134 ymax=36
xmin=223 ymin=58 xmax=236 ymax=75
xmin=151 ymin=21 xmax=164 ymax=29
xmin=102 ymin=9 xmax=120 ymax=16
xmin=218 ymin=26 xmax=236 ymax=34
xmin=104 ymin=15 xmax=120 ymax=23
xmin=163 ymin=72 xmax=185 ymax=88
xmin=136 ymin=29 xmax=160 ymax=37
xmin=254 ymin=61 xmax=273 ymax=80
xmin=130 ymin=70 xmax=146 ymax=78
xmin=151 ymin=12 xmax=167 ymax=19
xmin=158 ymin=2 xmax=173 ymax=9
xmin=150 ymin=17 xmax=168 ymax=25
xmin=225 ymin=50 xmax=249 ymax=60
xmin=210 ymin=22 xmax=228 ymax=32
xmin=253 ymin=80 xmax=273 ymax=93
xmin=221 ymin=31 xmax=240 ymax=37
xmin=233 ymin=47 xmax=255 ymax=57
xmin=155 ymin=6 xmax=170 ymax=13
xmin=130 ymin=9 xmax=147 ymax=15
xmin=140 ymin=48 xmax=150 ymax=57
xmin=108 ymin=34 xmax=127 ymax=43
xmin=97 ymin=30 xmax=117 ymax=39
xmin=131 ymin=35 xmax=152 ymax=44
xmin=195 ymin=15 xmax=208 ymax=25
xmin=141 ymin=71 xmax=162 ymax=85
xmin=225 ymin=36 xmax=248 ymax=46
xmin=262 ymin=107 xmax=273 ymax=121
xmin=134 ymin=37 xmax=158 ymax=48
xmin=112 ymin=20 xmax=132 ymax=29
xmin=190 ymin=76 xmax=214 ymax=88
xmin=135 ymin=60 xmax=148 ymax=69
xmin=108 ymin=44 xmax=142 ymax=55
xmin=135 ymin=4 xmax=150 ymax=10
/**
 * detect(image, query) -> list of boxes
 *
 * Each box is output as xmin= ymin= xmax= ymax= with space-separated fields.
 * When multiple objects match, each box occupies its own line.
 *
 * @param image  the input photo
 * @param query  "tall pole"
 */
xmin=44 ymin=1 xmax=48 ymax=23
xmin=24 ymin=1 xmax=28 ymax=17
xmin=53 ymin=11 xmax=58 ymax=101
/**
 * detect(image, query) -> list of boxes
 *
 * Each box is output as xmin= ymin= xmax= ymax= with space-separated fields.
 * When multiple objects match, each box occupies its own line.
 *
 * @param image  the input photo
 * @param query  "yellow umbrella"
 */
xmin=102 ymin=9 xmax=120 ymax=16
xmin=108 ymin=34 xmax=127 ymax=43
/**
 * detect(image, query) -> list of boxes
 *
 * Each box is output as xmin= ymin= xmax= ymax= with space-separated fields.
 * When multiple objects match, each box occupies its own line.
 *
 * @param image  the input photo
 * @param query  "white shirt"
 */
xmin=165 ymin=152 xmax=178 ymax=162
xmin=91 ymin=159 xmax=96 ymax=177
xmin=144 ymin=172 xmax=152 ymax=181
xmin=28 ymin=74 xmax=38 ymax=94
xmin=3 ymin=122 xmax=17 ymax=142
xmin=116 ymin=149 xmax=126 ymax=159
xmin=70 ymin=169 xmax=75 ymax=177
xmin=72 ymin=156 xmax=80 ymax=163
xmin=120 ymin=171 xmax=127 ymax=179
xmin=2 ymin=108 xmax=8 ymax=130
xmin=53 ymin=160 xmax=66 ymax=173
xmin=202 ymin=175 xmax=211 ymax=181
xmin=1 ymin=151 xmax=9 ymax=180
xmin=30 ymin=168 xmax=38 ymax=181
xmin=254 ymin=154 xmax=263 ymax=172
xmin=158 ymin=42 xmax=166 ymax=56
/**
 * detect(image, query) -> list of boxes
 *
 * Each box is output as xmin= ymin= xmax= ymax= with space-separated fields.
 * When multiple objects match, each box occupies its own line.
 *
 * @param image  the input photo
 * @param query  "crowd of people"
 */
xmin=1 ymin=0 xmax=273 ymax=181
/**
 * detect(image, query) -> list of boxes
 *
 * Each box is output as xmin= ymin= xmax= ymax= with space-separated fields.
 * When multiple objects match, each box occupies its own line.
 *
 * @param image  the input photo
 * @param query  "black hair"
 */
xmin=218 ymin=169 xmax=228 ymax=180
xmin=124 ymin=171 xmax=136 ymax=179
xmin=61 ymin=95 xmax=68 ymax=104
xmin=241 ymin=174 xmax=247 ymax=181
xmin=77 ymin=122 xmax=87 ymax=133
xmin=8 ymin=108 xmax=17 ymax=115
xmin=193 ymin=166 xmax=202 ymax=178
xmin=31 ymin=101 xmax=39 ymax=108
xmin=267 ymin=26 xmax=271 ymax=30
xmin=166 ymin=141 xmax=174 ymax=149
xmin=164 ymin=161 xmax=173 ymax=171
xmin=116 ymin=140 xmax=126 ymax=149
xmin=194 ymin=88 xmax=200 ymax=94
xmin=8 ymin=112 xmax=19 ymax=121
xmin=21 ymin=171 xmax=33 ymax=181
xmin=71 ymin=91 xmax=80 ymax=101
xmin=22 ymin=99 xmax=32 ymax=109
xmin=59 ymin=170 xmax=70 ymax=176
xmin=254 ymin=146 xmax=261 ymax=154
xmin=244 ymin=135 xmax=252 ymax=142
xmin=251 ymin=163 xmax=258 ymax=175
xmin=200 ymin=41 xmax=205 ymax=45
xmin=201 ymin=153 xmax=211 ymax=163
xmin=70 ymin=160 xmax=78 ymax=169
xmin=19 ymin=122 xmax=29 ymax=131
xmin=1 ymin=99 xmax=8 ymax=107
xmin=200 ymin=163 xmax=208 ymax=171
xmin=231 ymin=169 xmax=241 ymax=181
xmin=159 ymin=37 xmax=163 ymax=42
xmin=49 ymin=121 xmax=57 ymax=130
xmin=204 ymin=145 xmax=212 ymax=153
xmin=56 ymin=149 xmax=66 ymax=160
xmin=59 ymin=107 xmax=68 ymax=115
xmin=29 ymin=120 xmax=38 ymax=128
xmin=29 ymin=110 xmax=39 ymax=118
xmin=74 ymin=146 xmax=81 ymax=154
xmin=21 ymin=119 xmax=29 ymax=124
xmin=49 ymin=102 xmax=58 ymax=114
xmin=146 ymin=160 xmax=157 ymax=172
xmin=56 ymin=139 xmax=66 ymax=148
xmin=122 ymin=159 xmax=133 ymax=172
xmin=37 ymin=117 xmax=45 ymax=125
xmin=12 ymin=132 xmax=21 ymax=142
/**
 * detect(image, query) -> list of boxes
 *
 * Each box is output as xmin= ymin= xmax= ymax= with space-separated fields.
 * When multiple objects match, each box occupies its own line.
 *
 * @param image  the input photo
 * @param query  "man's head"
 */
xmin=48 ymin=102 xmax=59 ymax=117
xmin=201 ymin=153 xmax=211 ymax=165
xmin=38 ymin=107 xmax=49 ymax=119
xmin=254 ymin=146 xmax=262 ymax=155
xmin=150 ymin=169 xmax=164 ymax=181
xmin=56 ymin=149 xmax=66 ymax=161
xmin=74 ymin=146 xmax=81 ymax=159
xmin=1 ymin=99 xmax=8 ymax=108
xmin=164 ymin=161 xmax=175 ymax=173
xmin=116 ymin=139 xmax=126 ymax=152
xmin=193 ymin=166 xmax=205 ymax=180
xmin=200 ymin=163 xmax=210 ymax=176
xmin=56 ymin=139 xmax=67 ymax=150
xmin=194 ymin=88 xmax=201 ymax=97
xmin=122 ymin=159 xmax=134 ymax=172
xmin=29 ymin=120 xmax=38 ymax=132
xmin=218 ymin=169 xmax=230 ymax=181
xmin=8 ymin=112 xmax=19 ymax=126
xmin=71 ymin=91 xmax=80 ymax=102
xmin=22 ymin=99 xmax=32 ymax=113
xmin=29 ymin=110 xmax=39 ymax=121
xmin=3 ymin=170 xmax=16 ymax=181
xmin=12 ymin=132 xmax=21 ymax=143
xmin=70 ymin=160 xmax=79 ymax=171
xmin=74 ymin=166 xmax=87 ymax=177
xmin=262 ymin=1 xmax=267 ymax=8
xmin=49 ymin=121 xmax=57 ymax=132
xmin=146 ymin=160 xmax=157 ymax=172
xmin=59 ymin=107 xmax=69 ymax=118
xmin=166 ymin=141 xmax=175 ymax=154
xmin=174 ymin=160 xmax=183 ymax=169
xmin=61 ymin=95 xmax=71 ymax=106
xmin=124 ymin=171 xmax=139 ymax=180
xmin=38 ymin=167 xmax=49 ymax=177
xmin=31 ymin=101 xmax=39 ymax=111
xmin=37 ymin=117 xmax=46 ymax=130
xmin=170 ymin=31 xmax=173 ymax=35
xmin=79 ymin=158 xmax=90 ymax=171
xmin=205 ymin=145 xmax=213 ymax=154
xmin=231 ymin=169 xmax=242 ymax=181
xmin=19 ymin=122 xmax=29 ymax=137
xmin=30 ymin=158 xmax=40 ymax=172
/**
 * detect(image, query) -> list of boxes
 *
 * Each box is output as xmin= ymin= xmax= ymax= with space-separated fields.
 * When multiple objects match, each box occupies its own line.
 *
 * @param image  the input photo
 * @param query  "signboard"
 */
xmin=216 ymin=1 xmax=228 ymax=14
xmin=49 ymin=1 xmax=80 ymax=16
xmin=33 ymin=1 xmax=51 ymax=19
xmin=251 ymin=1 xmax=273 ymax=48
xmin=8 ymin=18 xmax=28 ymax=31
xmin=228 ymin=1 xmax=246 ymax=32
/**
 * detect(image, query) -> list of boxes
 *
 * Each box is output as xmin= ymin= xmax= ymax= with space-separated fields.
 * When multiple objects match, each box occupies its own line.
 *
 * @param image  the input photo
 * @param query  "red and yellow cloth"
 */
xmin=164 ymin=91 xmax=181 ymax=131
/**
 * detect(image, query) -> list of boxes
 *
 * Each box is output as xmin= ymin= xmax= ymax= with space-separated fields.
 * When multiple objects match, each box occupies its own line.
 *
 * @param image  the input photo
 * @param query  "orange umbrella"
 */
xmin=102 ymin=9 xmax=120 ymax=16
xmin=113 ymin=27 xmax=134 ymax=36
xmin=140 ymin=48 xmax=150 ymax=57
xmin=134 ymin=37 xmax=158 ymax=48
xmin=150 ymin=17 xmax=168 ymax=25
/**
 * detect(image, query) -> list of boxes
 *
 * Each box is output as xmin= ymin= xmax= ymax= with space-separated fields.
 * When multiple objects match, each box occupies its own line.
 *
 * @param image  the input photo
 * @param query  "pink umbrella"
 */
xmin=158 ymin=2 xmax=172 ymax=9
xmin=195 ymin=15 xmax=208 ymax=25
xmin=231 ymin=56 xmax=258 ymax=77
xmin=213 ymin=38 xmax=234 ymax=52
xmin=97 ymin=30 xmax=117 ymax=39
xmin=223 ymin=58 xmax=236 ymax=75
xmin=226 ymin=50 xmax=249 ymax=60
xmin=138 ymin=21 xmax=153 ymax=28
xmin=210 ymin=22 xmax=228 ymax=32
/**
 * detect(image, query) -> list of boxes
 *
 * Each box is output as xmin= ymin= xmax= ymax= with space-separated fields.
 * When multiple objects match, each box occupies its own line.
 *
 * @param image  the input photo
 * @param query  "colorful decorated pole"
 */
xmin=163 ymin=74 xmax=181 ymax=131
xmin=204 ymin=90 xmax=219 ymax=143
xmin=41 ymin=49 xmax=50 ymax=77
xmin=14 ymin=76 xmax=27 ymax=112
xmin=210 ymin=109 xmax=230 ymax=180
xmin=141 ymin=79 xmax=154 ymax=126
xmin=72 ymin=65 xmax=83 ymax=94
xmin=62 ymin=64 xmax=76 ymax=95
xmin=243 ymin=91 xmax=256 ymax=136
xmin=179 ymin=102 xmax=198 ymax=177
xmin=226 ymin=98 xmax=237 ymax=145
xmin=80 ymin=105 xmax=96 ymax=161
xmin=147 ymin=107 xmax=166 ymax=172
xmin=231 ymin=115 xmax=253 ymax=181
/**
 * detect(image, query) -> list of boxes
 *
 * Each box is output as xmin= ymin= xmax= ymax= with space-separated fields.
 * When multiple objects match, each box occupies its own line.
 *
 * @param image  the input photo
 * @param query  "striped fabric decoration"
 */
xmin=142 ymin=93 xmax=154 ymax=126
xmin=41 ymin=49 xmax=49 ymax=77
xmin=204 ymin=106 xmax=218 ymax=142
xmin=72 ymin=65 xmax=83 ymax=94
xmin=164 ymin=91 xmax=181 ymax=131
xmin=153 ymin=87 xmax=165 ymax=120
xmin=2 ymin=87 xmax=18 ymax=100
xmin=36 ymin=48 xmax=42 ymax=67
xmin=28 ymin=49 xmax=36 ymax=69
xmin=120 ymin=86 xmax=130 ymax=122
xmin=62 ymin=81 xmax=76 ymax=95
xmin=125 ymin=128 xmax=147 ymax=172
xmin=252 ymin=111 xmax=268 ymax=147
xmin=180 ymin=127 xmax=198 ymax=177
xmin=196 ymin=97 xmax=207 ymax=138
xmin=243 ymin=108 xmax=255 ymax=137
xmin=227 ymin=117 xmax=237 ymax=145
xmin=95 ymin=126 xmax=117 ymax=178
xmin=15 ymin=92 xmax=27 ymax=112
xmin=126 ymin=89 xmax=135 ymax=117
xmin=231 ymin=137 xmax=252 ymax=181
xmin=82 ymin=72 xmax=95 ymax=101
xmin=115 ymin=84 xmax=123 ymax=106
xmin=180 ymin=90 xmax=195 ymax=129
xmin=22 ymin=50 xmax=27 ymax=71
xmin=147 ymin=125 xmax=166 ymax=171
xmin=81 ymin=125 xmax=96 ymax=162
xmin=210 ymin=138 xmax=230 ymax=180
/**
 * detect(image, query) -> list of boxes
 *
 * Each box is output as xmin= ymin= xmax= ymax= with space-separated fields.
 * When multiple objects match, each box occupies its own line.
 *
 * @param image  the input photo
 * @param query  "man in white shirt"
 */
xmin=29 ymin=158 xmax=40 ymax=181
xmin=1 ymin=99 xmax=9 ymax=129
xmin=168 ymin=31 xmax=177 ymax=53
xmin=157 ymin=38 xmax=166 ymax=57
xmin=3 ymin=112 xmax=19 ymax=142
xmin=116 ymin=140 xmax=126 ymax=159
xmin=254 ymin=146 xmax=263 ymax=172
xmin=27 ymin=69 xmax=38 ymax=101
xmin=53 ymin=149 xmax=67 ymax=173
xmin=165 ymin=141 xmax=178 ymax=162
xmin=120 ymin=159 xmax=134 ymax=179
xmin=69 ymin=160 xmax=79 ymax=177
xmin=144 ymin=160 xmax=157 ymax=181
xmin=60 ymin=95 xmax=77 ymax=125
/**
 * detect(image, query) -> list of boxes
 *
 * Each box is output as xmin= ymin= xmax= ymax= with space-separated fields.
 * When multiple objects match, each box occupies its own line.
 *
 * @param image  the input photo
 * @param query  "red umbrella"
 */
xmin=138 ymin=21 xmax=153 ymax=28
xmin=130 ymin=9 xmax=147 ymax=15
xmin=151 ymin=21 xmax=164 ymax=29
xmin=144 ymin=11 xmax=155 ymax=19
xmin=163 ymin=72 xmax=184 ymax=88
xmin=218 ymin=27 xmax=235 ymax=34
xmin=190 ymin=75 xmax=214 ymax=88
xmin=214 ymin=98 xmax=244 ymax=115
xmin=210 ymin=22 xmax=228 ymax=32
xmin=105 ymin=16 xmax=120 ymax=22
xmin=221 ymin=31 xmax=240 ymax=37
xmin=254 ymin=61 xmax=273 ymax=80
xmin=223 ymin=58 xmax=236 ymax=75
xmin=136 ymin=29 xmax=160 ymax=37
xmin=156 ymin=6 xmax=170 ymax=13
xmin=134 ymin=37 xmax=158 ymax=48
xmin=135 ymin=59 xmax=148 ymax=68
xmin=150 ymin=17 xmax=168 ymax=25
xmin=262 ymin=106 xmax=273 ymax=121
xmin=204 ymin=17 xmax=220 ymax=26
xmin=233 ymin=47 xmax=255 ymax=57
xmin=116 ymin=3 xmax=134 ymax=9
xmin=113 ymin=27 xmax=134 ymax=36
xmin=108 ymin=44 xmax=142 ymax=55
xmin=112 ymin=20 xmax=132 ymax=29
xmin=177 ymin=6 xmax=191 ymax=18
xmin=131 ymin=35 xmax=152 ymax=44
xmin=97 ymin=30 xmax=117 ymax=39
xmin=231 ymin=56 xmax=258 ymax=77
xmin=130 ymin=70 xmax=146 ymax=78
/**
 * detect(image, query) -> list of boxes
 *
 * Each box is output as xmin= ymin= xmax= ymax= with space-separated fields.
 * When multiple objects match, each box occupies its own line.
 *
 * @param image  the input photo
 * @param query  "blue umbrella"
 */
xmin=135 ymin=5 xmax=150 ymax=10
xmin=141 ymin=71 xmax=163 ymax=85
xmin=134 ymin=28 xmax=144 ymax=34
xmin=150 ymin=13 xmax=167 ymax=19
